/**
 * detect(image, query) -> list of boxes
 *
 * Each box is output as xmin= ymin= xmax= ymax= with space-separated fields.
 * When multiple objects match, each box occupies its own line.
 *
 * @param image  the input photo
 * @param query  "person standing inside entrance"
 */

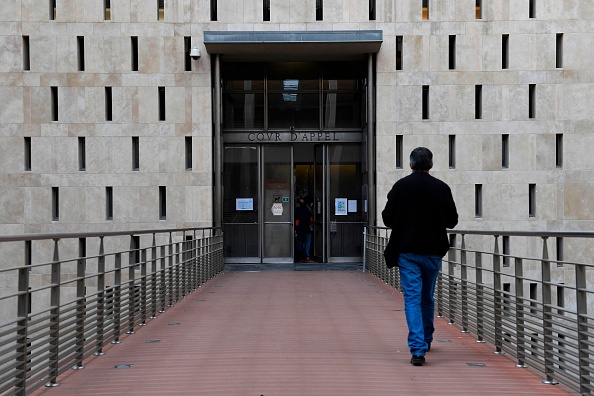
xmin=295 ymin=198 xmax=312 ymax=262
xmin=381 ymin=147 xmax=458 ymax=366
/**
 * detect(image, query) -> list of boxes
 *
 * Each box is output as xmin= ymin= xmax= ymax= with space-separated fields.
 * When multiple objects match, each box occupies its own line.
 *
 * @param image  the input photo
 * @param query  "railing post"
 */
xmin=112 ymin=253 xmax=122 ymax=344
xmin=159 ymin=243 xmax=166 ymax=313
xmin=72 ymin=239 xmax=87 ymax=369
xmin=175 ymin=241 xmax=181 ymax=302
xmin=475 ymin=250 xmax=485 ymax=343
xmin=514 ymin=256 xmax=527 ymax=367
xmin=493 ymin=235 xmax=503 ymax=354
xmin=540 ymin=237 xmax=559 ymax=385
xmin=362 ymin=227 xmax=367 ymax=273
xmin=460 ymin=235 xmax=469 ymax=333
xmin=126 ymin=236 xmax=136 ymax=334
xmin=575 ymin=262 xmax=590 ymax=394
xmin=447 ymin=235 xmax=456 ymax=325
xmin=139 ymin=247 xmax=147 ymax=326
xmin=168 ymin=233 xmax=174 ymax=306
xmin=94 ymin=237 xmax=106 ymax=355
xmin=45 ymin=239 xmax=61 ymax=388
xmin=150 ymin=234 xmax=158 ymax=319
xmin=16 ymin=241 xmax=31 ymax=395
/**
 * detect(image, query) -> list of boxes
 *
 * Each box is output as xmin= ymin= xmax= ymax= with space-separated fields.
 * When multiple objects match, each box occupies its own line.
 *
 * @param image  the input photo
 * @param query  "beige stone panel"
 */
xmin=142 ymin=133 xmax=160 ymax=173
xmin=110 ymin=0 xmax=131 ymax=22
xmin=377 ymin=35 xmax=395 ymax=72
xmin=458 ymin=34 xmax=482 ymax=71
xmin=0 ymin=137 xmax=22 ymax=174
xmin=187 ymin=186 xmax=213 ymax=223
xmin=167 ymin=0 xmax=192 ymax=23
xmin=480 ymin=133 xmax=501 ymax=171
xmin=288 ymin=0 xmax=315 ymax=23
xmin=26 ymin=186 xmax=52 ymax=224
xmin=404 ymin=36 xmax=424 ymax=71
xmin=21 ymin=0 xmax=49 ymax=22
xmin=194 ymin=0 xmax=212 ymax=22
xmin=162 ymin=37 xmax=182 ymax=74
xmin=0 ymin=86 xmax=24 ymax=123
xmin=31 ymin=36 xmax=57 ymax=73
xmin=482 ymin=84 xmax=502 ymax=122
xmin=451 ymin=84 xmax=474 ymax=121
xmin=0 ymin=35 xmax=23 ymax=73
xmin=58 ymin=87 xmax=84 ymax=124
xmin=323 ymin=0 xmax=344 ymax=22
xmin=138 ymin=86 xmax=157 ymax=124
xmin=504 ymin=84 xmax=527 ymax=121
xmin=563 ymin=33 xmax=594 ymax=70
xmin=134 ymin=0 xmax=157 ymax=22
xmin=217 ymin=0 xmax=246 ymax=23
xmin=376 ymin=135 xmax=395 ymax=172
xmin=375 ymin=85 xmax=398 ymax=123
xmin=191 ymin=136 xmax=212 ymax=173
xmin=138 ymin=36 xmax=159 ymax=74
xmin=558 ymin=84 xmax=594 ymax=121
xmin=395 ymin=85 xmax=420 ymax=122
xmin=164 ymin=87 xmax=186 ymax=123
xmin=347 ymin=0 xmax=368 ymax=22
xmin=191 ymin=86 xmax=212 ymax=124
xmin=481 ymin=34 xmax=501 ymax=72
xmin=110 ymin=136 xmax=133 ymax=173
xmin=564 ymin=183 xmax=594 ymax=220
xmin=429 ymin=85 xmax=449 ymax=121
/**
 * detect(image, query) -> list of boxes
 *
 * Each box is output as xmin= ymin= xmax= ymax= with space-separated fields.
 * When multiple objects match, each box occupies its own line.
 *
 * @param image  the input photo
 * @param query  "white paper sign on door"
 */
xmin=271 ymin=203 xmax=283 ymax=216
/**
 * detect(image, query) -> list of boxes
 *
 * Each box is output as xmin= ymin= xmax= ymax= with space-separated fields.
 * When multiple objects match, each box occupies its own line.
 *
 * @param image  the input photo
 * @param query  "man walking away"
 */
xmin=381 ymin=147 xmax=458 ymax=366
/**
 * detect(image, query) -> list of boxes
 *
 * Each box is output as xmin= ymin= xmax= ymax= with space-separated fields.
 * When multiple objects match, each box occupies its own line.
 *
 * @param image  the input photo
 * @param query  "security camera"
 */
xmin=189 ymin=48 xmax=201 ymax=59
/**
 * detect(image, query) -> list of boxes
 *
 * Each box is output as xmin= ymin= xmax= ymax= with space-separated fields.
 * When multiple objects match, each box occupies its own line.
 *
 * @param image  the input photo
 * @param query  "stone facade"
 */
xmin=1 ymin=0 xmax=593 ymax=255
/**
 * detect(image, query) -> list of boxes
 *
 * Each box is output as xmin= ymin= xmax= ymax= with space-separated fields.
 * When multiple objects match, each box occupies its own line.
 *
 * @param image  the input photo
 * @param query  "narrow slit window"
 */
xmin=158 ymin=0 xmax=164 ymax=20
xmin=106 ymin=186 xmax=113 ymax=220
xmin=449 ymin=35 xmax=456 ymax=70
xmin=475 ymin=184 xmax=482 ymax=218
xmin=185 ymin=136 xmax=193 ymax=170
xmin=556 ymin=133 xmax=563 ymax=168
xmin=51 ymin=86 xmax=58 ymax=121
xmin=395 ymin=135 xmax=403 ymax=169
xmin=159 ymin=87 xmax=166 ymax=121
xmin=475 ymin=85 xmax=482 ymax=119
xmin=369 ymin=0 xmax=376 ymax=20
xmin=104 ymin=0 xmax=111 ymax=20
xmin=502 ymin=34 xmax=509 ymax=69
xmin=23 ymin=36 xmax=30 ymax=71
xmin=78 ymin=137 xmax=86 ymax=171
xmin=131 ymin=236 xmax=140 ymax=266
xmin=449 ymin=135 xmax=456 ymax=169
xmin=159 ymin=186 xmax=167 ymax=220
xmin=502 ymin=236 xmax=510 ymax=267
xmin=105 ymin=87 xmax=113 ymax=121
xmin=132 ymin=136 xmax=140 ymax=171
xmin=52 ymin=187 xmax=59 ymax=221
xmin=556 ymin=33 xmax=563 ymax=69
xmin=476 ymin=0 xmax=482 ymax=19
xmin=210 ymin=0 xmax=217 ymax=21
xmin=263 ymin=0 xmax=270 ymax=21
xmin=77 ymin=36 xmax=85 ymax=71
xmin=79 ymin=238 xmax=87 ymax=261
xmin=24 ymin=137 xmax=31 ymax=171
xmin=529 ymin=0 xmax=535 ymax=18
xmin=556 ymin=237 xmax=564 ymax=267
xmin=50 ymin=0 xmax=56 ymax=20
xmin=184 ymin=37 xmax=192 ymax=71
xmin=396 ymin=36 xmax=403 ymax=70
xmin=422 ymin=0 xmax=429 ymax=20
xmin=529 ymin=183 xmax=536 ymax=217
xmin=503 ymin=283 xmax=511 ymax=311
xmin=529 ymin=84 xmax=536 ymax=119
xmin=502 ymin=134 xmax=509 ymax=169
xmin=131 ymin=36 xmax=138 ymax=72
xmin=422 ymin=85 xmax=429 ymax=120
xmin=316 ymin=0 xmax=323 ymax=21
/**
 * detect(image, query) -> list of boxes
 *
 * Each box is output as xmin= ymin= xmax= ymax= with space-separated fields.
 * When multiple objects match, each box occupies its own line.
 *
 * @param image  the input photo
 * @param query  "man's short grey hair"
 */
xmin=410 ymin=147 xmax=433 ymax=171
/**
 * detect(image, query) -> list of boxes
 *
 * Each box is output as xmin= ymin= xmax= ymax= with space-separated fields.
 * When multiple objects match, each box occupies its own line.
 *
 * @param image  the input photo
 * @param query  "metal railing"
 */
xmin=0 ymin=227 xmax=224 ymax=396
xmin=365 ymin=226 xmax=594 ymax=395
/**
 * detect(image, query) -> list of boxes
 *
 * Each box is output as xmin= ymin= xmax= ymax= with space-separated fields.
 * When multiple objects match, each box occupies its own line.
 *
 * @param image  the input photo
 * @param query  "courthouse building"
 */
xmin=1 ymin=1 xmax=594 ymax=264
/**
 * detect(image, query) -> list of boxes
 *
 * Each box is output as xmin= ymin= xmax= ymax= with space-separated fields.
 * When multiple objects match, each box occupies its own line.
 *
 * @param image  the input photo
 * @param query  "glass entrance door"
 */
xmin=262 ymin=146 xmax=293 ymax=263
xmin=312 ymin=144 xmax=364 ymax=262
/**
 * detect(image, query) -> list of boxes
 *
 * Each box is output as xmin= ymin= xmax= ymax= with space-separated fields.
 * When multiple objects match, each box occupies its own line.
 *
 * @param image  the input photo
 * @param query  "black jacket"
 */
xmin=381 ymin=171 xmax=458 ymax=267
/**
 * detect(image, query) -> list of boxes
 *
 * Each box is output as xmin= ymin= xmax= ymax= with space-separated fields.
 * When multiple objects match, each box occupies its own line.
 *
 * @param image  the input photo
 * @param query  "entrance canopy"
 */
xmin=204 ymin=30 xmax=382 ymax=61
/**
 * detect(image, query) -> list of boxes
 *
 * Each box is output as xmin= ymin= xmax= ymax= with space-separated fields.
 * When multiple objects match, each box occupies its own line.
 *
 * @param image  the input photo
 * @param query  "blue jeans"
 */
xmin=398 ymin=253 xmax=442 ymax=356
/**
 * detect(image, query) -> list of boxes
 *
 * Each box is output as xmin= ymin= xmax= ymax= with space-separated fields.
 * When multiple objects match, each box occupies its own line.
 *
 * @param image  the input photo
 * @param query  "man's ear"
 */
xmin=409 ymin=163 xmax=414 ymax=170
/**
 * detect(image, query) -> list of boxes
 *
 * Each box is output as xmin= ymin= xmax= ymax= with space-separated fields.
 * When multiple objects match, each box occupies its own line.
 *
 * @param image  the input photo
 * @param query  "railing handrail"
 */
xmin=0 ymin=226 xmax=222 ymax=243
xmin=368 ymin=225 xmax=594 ymax=239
